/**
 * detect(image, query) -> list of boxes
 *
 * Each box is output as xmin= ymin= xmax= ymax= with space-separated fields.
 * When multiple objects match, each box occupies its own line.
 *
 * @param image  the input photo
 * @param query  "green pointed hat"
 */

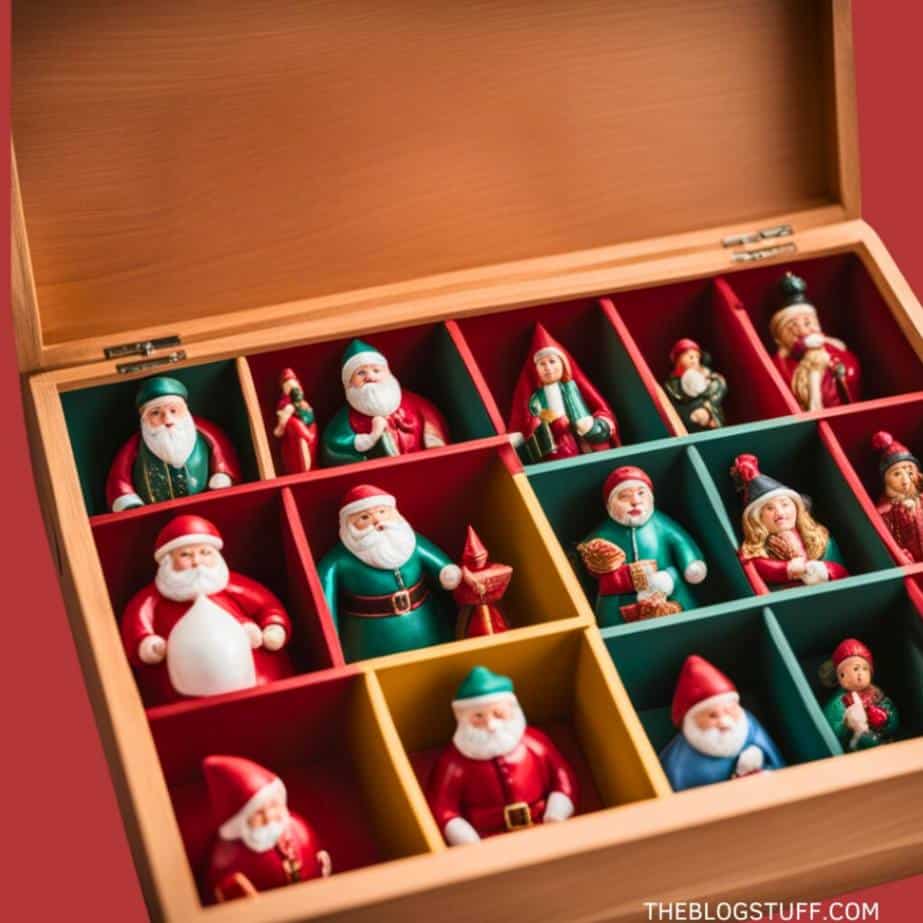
xmin=135 ymin=376 xmax=189 ymax=411
xmin=341 ymin=338 xmax=388 ymax=387
xmin=452 ymin=666 xmax=516 ymax=709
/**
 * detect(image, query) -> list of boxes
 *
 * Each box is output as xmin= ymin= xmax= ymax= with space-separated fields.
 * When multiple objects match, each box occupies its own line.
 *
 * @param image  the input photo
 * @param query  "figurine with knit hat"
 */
xmin=730 ymin=453 xmax=848 ymax=588
xmin=662 ymin=338 xmax=727 ymax=432
xmin=871 ymin=431 xmax=923 ymax=562
xmin=453 ymin=526 xmax=512 ymax=639
xmin=106 ymin=375 xmax=241 ymax=512
xmin=427 ymin=667 xmax=579 ymax=845
xmin=769 ymin=272 xmax=861 ymax=410
xmin=120 ymin=514 xmax=295 ymax=706
xmin=273 ymin=367 xmax=318 ymax=474
xmin=204 ymin=755 xmax=331 ymax=902
xmin=577 ymin=465 xmax=708 ymax=626
xmin=660 ymin=655 xmax=785 ymax=792
xmin=320 ymin=339 xmax=450 ymax=467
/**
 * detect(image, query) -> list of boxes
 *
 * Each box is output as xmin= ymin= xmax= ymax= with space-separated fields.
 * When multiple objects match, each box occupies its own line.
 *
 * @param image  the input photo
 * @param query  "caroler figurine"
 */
xmin=659 ymin=655 xmax=785 ymax=792
xmin=453 ymin=526 xmax=512 ymax=639
xmin=872 ymin=431 xmax=923 ymax=562
xmin=320 ymin=339 xmax=450 ymax=466
xmin=577 ymin=465 xmax=707 ymax=626
xmin=106 ymin=376 xmax=241 ymax=512
xmin=507 ymin=324 xmax=620 ymax=464
xmin=120 ymin=514 xmax=295 ymax=706
xmin=730 ymin=453 xmax=848 ymax=588
xmin=427 ymin=666 xmax=578 ymax=845
xmin=273 ymin=367 xmax=317 ymax=474
xmin=821 ymin=639 xmax=899 ymax=752
xmin=662 ymin=338 xmax=727 ymax=431
xmin=769 ymin=272 xmax=861 ymax=410
xmin=204 ymin=755 xmax=331 ymax=902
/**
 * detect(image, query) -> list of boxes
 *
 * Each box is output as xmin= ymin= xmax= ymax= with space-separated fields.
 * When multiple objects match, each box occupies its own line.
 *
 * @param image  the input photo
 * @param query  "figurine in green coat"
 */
xmin=577 ymin=466 xmax=707 ymax=626
xmin=316 ymin=484 xmax=462 ymax=661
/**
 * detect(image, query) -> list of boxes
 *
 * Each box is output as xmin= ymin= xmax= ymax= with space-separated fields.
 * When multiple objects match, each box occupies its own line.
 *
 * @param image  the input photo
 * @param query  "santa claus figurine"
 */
xmin=821 ymin=639 xmax=899 ymax=752
xmin=508 ymin=324 xmax=619 ymax=464
xmin=769 ymin=272 xmax=861 ymax=410
xmin=204 ymin=755 xmax=331 ymax=902
xmin=577 ymin=466 xmax=707 ymax=626
xmin=316 ymin=485 xmax=462 ymax=661
xmin=106 ymin=376 xmax=241 ymax=512
xmin=120 ymin=515 xmax=295 ymax=706
xmin=731 ymin=453 xmax=848 ymax=588
xmin=660 ymin=655 xmax=785 ymax=791
xmin=319 ymin=339 xmax=450 ymax=466
xmin=273 ymin=368 xmax=317 ymax=474
xmin=872 ymin=431 xmax=923 ymax=563
xmin=662 ymin=338 xmax=727 ymax=432
xmin=453 ymin=527 xmax=512 ymax=639
xmin=427 ymin=666 xmax=578 ymax=845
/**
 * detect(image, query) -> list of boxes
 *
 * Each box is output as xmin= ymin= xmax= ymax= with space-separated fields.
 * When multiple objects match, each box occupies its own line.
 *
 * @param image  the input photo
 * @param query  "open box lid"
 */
xmin=11 ymin=0 xmax=859 ymax=373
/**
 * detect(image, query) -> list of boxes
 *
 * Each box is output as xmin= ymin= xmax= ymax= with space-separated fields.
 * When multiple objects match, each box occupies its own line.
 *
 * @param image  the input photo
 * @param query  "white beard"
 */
xmin=340 ymin=516 xmax=416 ymax=570
xmin=453 ymin=705 xmax=527 ymax=760
xmin=682 ymin=711 xmax=749 ymax=758
xmin=156 ymin=554 xmax=230 ymax=601
xmin=346 ymin=374 xmax=402 ymax=418
xmin=610 ymin=505 xmax=654 ymax=528
xmin=142 ymin=412 xmax=198 ymax=468
xmin=542 ymin=382 xmax=566 ymax=416
xmin=241 ymin=817 xmax=287 ymax=853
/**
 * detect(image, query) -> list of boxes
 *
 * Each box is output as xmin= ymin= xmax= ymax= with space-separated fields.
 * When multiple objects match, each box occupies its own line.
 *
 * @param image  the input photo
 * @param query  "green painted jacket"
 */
xmin=823 ymin=687 xmax=899 ymax=750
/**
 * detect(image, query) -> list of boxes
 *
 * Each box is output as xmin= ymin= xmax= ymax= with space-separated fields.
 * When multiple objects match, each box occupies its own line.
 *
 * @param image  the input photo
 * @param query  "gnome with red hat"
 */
xmin=871 ymin=431 xmax=923 ymax=563
xmin=507 ymin=324 xmax=620 ymax=464
xmin=316 ymin=485 xmax=462 ymax=661
xmin=662 ymin=338 xmax=727 ymax=432
xmin=821 ymin=639 xmax=899 ymax=751
xmin=453 ymin=526 xmax=512 ymax=639
xmin=120 ymin=515 xmax=295 ymax=706
xmin=577 ymin=465 xmax=707 ymax=626
xmin=204 ymin=755 xmax=331 ymax=902
xmin=659 ymin=655 xmax=785 ymax=791
xmin=273 ymin=368 xmax=317 ymax=474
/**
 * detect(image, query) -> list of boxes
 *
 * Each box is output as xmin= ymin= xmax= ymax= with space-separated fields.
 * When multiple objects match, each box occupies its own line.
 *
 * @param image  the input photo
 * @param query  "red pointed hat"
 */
xmin=669 ymin=338 xmax=701 ymax=366
xmin=461 ymin=525 xmax=489 ymax=570
xmin=203 ymin=755 xmax=287 ymax=841
xmin=603 ymin=466 xmax=653 ymax=506
xmin=831 ymin=638 xmax=873 ymax=670
xmin=339 ymin=484 xmax=396 ymax=520
xmin=528 ymin=324 xmax=572 ymax=379
xmin=279 ymin=367 xmax=298 ymax=385
xmin=871 ymin=431 xmax=919 ymax=476
xmin=153 ymin=514 xmax=224 ymax=562
xmin=671 ymin=655 xmax=738 ymax=727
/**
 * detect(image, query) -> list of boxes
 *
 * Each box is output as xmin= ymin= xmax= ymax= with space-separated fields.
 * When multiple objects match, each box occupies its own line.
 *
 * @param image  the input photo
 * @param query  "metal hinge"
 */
xmin=730 ymin=242 xmax=798 ymax=263
xmin=103 ymin=335 xmax=186 ymax=374
xmin=721 ymin=224 xmax=794 ymax=248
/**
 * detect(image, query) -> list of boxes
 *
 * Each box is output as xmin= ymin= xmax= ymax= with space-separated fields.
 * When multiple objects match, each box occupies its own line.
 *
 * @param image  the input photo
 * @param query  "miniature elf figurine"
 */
xmin=662 ymin=338 xmax=727 ymax=431
xmin=872 ymin=431 xmax=923 ymax=562
xmin=319 ymin=339 xmax=450 ymax=466
xmin=204 ymin=755 xmax=331 ymax=902
xmin=730 ymin=453 xmax=848 ymax=588
xmin=273 ymin=368 xmax=317 ymax=474
xmin=427 ymin=666 xmax=578 ymax=845
xmin=577 ymin=466 xmax=708 ymax=626
xmin=316 ymin=485 xmax=462 ymax=661
xmin=120 ymin=515 xmax=295 ymax=706
xmin=769 ymin=272 xmax=861 ymax=410
xmin=106 ymin=376 xmax=241 ymax=512
xmin=507 ymin=324 xmax=620 ymax=464
xmin=453 ymin=526 xmax=512 ymax=639
xmin=821 ymin=639 xmax=899 ymax=751
xmin=659 ymin=655 xmax=785 ymax=792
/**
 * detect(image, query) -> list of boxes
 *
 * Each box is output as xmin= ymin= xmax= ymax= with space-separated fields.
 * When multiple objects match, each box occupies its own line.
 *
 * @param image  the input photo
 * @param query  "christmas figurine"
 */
xmin=319 ymin=339 xmax=450 ymax=466
xmin=872 ymin=431 xmax=923 ymax=562
xmin=453 ymin=526 xmax=512 ymax=639
xmin=120 ymin=515 xmax=295 ymax=706
xmin=507 ymin=324 xmax=620 ymax=464
xmin=662 ymin=338 xmax=727 ymax=432
xmin=316 ymin=485 xmax=462 ymax=661
xmin=769 ymin=272 xmax=861 ymax=410
xmin=659 ymin=655 xmax=785 ymax=791
xmin=821 ymin=639 xmax=899 ymax=751
xmin=577 ymin=466 xmax=708 ymax=627
xmin=204 ymin=755 xmax=331 ymax=902
xmin=106 ymin=376 xmax=241 ymax=512
xmin=273 ymin=368 xmax=318 ymax=474
xmin=731 ymin=453 xmax=848 ymax=588
xmin=427 ymin=666 xmax=578 ymax=845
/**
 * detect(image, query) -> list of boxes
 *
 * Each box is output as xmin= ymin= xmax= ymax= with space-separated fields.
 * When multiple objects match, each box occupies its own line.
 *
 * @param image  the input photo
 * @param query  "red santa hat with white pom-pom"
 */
xmin=671 ymin=655 xmax=739 ymax=728
xmin=730 ymin=454 xmax=802 ymax=522
xmin=153 ymin=514 xmax=224 ymax=563
xmin=203 ymin=755 xmax=287 ymax=842
xmin=338 ymin=484 xmax=397 ymax=523
xmin=602 ymin=465 xmax=654 ymax=509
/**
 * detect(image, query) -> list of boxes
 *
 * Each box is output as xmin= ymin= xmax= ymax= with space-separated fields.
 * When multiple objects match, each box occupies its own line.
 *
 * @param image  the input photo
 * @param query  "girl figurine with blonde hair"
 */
xmin=730 ymin=453 xmax=848 ymax=588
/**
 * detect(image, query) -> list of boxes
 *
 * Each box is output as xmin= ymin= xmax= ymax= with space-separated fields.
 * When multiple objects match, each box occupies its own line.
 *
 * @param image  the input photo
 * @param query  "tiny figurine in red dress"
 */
xmin=453 ymin=526 xmax=512 ymax=639
xmin=273 ymin=368 xmax=318 ymax=474
xmin=427 ymin=666 xmax=578 ymax=846
xmin=120 ymin=514 xmax=295 ymax=706
xmin=872 ymin=431 xmax=923 ymax=563
xmin=769 ymin=272 xmax=861 ymax=410
xmin=204 ymin=755 xmax=331 ymax=902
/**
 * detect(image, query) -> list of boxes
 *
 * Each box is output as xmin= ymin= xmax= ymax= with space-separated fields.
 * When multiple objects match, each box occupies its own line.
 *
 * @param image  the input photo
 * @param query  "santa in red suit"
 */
xmin=203 ymin=755 xmax=331 ymax=902
xmin=120 ymin=515 xmax=295 ymax=706
xmin=872 ymin=431 xmax=923 ymax=563
xmin=427 ymin=666 xmax=578 ymax=845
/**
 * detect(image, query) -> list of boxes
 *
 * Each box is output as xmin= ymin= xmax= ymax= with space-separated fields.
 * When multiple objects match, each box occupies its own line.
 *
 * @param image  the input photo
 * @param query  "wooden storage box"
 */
xmin=11 ymin=2 xmax=923 ymax=920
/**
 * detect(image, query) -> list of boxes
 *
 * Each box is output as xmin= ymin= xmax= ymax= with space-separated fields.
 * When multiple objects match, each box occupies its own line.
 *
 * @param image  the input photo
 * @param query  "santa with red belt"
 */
xmin=872 ymin=431 xmax=923 ymax=563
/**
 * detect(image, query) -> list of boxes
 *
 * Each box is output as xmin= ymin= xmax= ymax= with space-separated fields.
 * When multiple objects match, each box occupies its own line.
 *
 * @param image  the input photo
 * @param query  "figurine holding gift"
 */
xmin=273 ymin=367 xmax=318 ymax=474
xmin=872 ymin=431 xmax=923 ymax=562
xmin=662 ymin=338 xmax=727 ymax=431
xmin=453 ymin=526 xmax=512 ymax=639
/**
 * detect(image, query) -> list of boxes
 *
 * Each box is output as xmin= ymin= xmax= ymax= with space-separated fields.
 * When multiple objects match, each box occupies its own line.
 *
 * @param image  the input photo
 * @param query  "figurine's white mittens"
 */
xmin=317 ymin=849 xmax=333 ymax=878
xmin=244 ymin=621 xmax=263 ymax=649
xmin=648 ymin=570 xmax=674 ymax=597
xmin=803 ymin=333 xmax=825 ymax=350
xmin=543 ymin=791 xmax=575 ymax=823
xmin=684 ymin=560 xmax=708 ymax=585
xmin=735 ymin=745 xmax=764 ymax=776
xmin=440 ymin=564 xmax=463 ymax=590
xmin=444 ymin=816 xmax=481 ymax=846
xmin=575 ymin=415 xmax=594 ymax=436
xmin=786 ymin=557 xmax=807 ymax=580
xmin=802 ymin=560 xmax=830 ymax=585
xmin=262 ymin=624 xmax=286 ymax=651
xmin=138 ymin=635 xmax=167 ymax=664
xmin=845 ymin=693 xmax=869 ymax=733
xmin=354 ymin=432 xmax=379 ymax=453
xmin=209 ymin=472 xmax=233 ymax=490
xmin=113 ymin=492 xmax=144 ymax=512
xmin=508 ymin=432 xmax=525 ymax=448
xmin=423 ymin=430 xmax=446 ymax=449
xmin=680 ymin=368 xmax=709 ymax=397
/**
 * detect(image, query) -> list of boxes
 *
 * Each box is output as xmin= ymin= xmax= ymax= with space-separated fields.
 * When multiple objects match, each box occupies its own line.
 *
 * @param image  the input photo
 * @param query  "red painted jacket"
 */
xmin=347 ymin=390 xmax=449 ymax=456
xmin=275 ymin=397 xmax=318 ymax=474
xmin=745 ymin=530 xmax=849 ymax=587
xmin=427 ymin=727 xmax=579 ymax=837
xmin=878 ymin=497 xmax=923 ymax=563
xmin=772 ymin=337 xmax=861 ymax=408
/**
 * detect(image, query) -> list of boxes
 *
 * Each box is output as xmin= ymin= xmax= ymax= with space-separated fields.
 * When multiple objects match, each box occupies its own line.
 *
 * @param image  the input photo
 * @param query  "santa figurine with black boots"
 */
xmin=273 ymin=367 xmax=318 ymax=474
xmin=662 ymin=338 xmax=727 ymax=432
xmin=453 ymin=526 xmax=512 ymax=639
xmin=120 ymin=514 xmax=295 ymax=706
xmin=427 ymin=667 xmax=578 ymax=845
xmin=204 ymin=755 xmax=331 ymax=902
xmin=871 ymin=431 xmax=923 ymax=563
